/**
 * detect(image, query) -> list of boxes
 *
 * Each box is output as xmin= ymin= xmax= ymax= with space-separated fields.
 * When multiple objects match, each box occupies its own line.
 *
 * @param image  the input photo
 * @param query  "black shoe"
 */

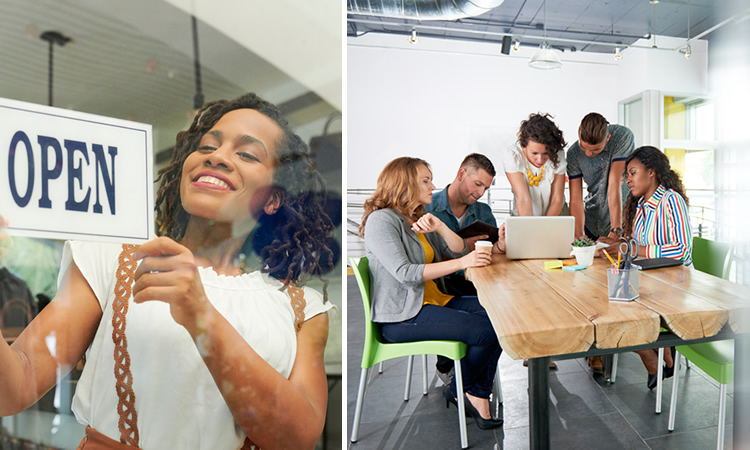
xmin=647 ymin=373 xmax=658 ymax=390
xmin=462 ymin=394 xmax=504 ymax=430
xmin=663 ymin=364 xmax=675 ymax=379
xmin=442 ymin=385 xmax=458 ymax=408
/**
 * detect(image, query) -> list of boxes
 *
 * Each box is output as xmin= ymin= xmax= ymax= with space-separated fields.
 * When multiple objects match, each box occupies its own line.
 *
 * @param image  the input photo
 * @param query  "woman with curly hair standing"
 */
xmin=501 ymin=112 xmax=567 ymax=216
xmin=1 ymin=93 xmax=337 ymax=449
xmin=599 ymin=145 xmax=692 ymax=389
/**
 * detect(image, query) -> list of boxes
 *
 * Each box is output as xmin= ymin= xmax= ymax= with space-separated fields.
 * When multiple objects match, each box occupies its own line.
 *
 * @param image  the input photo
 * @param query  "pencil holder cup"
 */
xmin=607 ymin=267 xmax=639 ymax=301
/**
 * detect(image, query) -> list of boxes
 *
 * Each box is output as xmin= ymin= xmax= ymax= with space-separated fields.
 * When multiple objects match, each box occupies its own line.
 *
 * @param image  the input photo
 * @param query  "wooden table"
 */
xmin=466 ymin=255 xmax=749 ymax=449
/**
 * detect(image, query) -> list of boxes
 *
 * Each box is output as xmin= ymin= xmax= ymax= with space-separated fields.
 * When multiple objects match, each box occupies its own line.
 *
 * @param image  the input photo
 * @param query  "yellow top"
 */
xmin=417 ymin=233 xmax=454 ymax=307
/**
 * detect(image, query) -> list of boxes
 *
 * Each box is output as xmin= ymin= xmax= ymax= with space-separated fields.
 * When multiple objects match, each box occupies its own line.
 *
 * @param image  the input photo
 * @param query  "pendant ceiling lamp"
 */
xmin=528 ymin=0 xmax=562 ymax=70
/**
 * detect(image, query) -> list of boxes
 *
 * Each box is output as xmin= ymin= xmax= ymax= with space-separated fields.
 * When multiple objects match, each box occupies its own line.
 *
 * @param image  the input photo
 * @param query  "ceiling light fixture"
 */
xmin=529 ymin=41 xmax=562 ymax=69
xmin=613 ymin=46 xmax=622 ymax=60
xmin=409 ymin=28 xmax=418 ymax=44
xmin=682 ymin=0 xmax=691 ymax=60
xmin=529 ymin=0 xmax=562 ymax=69
xmin=649 ymin=0 xmax=659 ymax=4
xmin=40 ymin=30 xmax=71 ymax=107
xmin=681 ymin=44 xmax=692 ymax=59
xmin=512 ymin=38 xmax=521 ymax=52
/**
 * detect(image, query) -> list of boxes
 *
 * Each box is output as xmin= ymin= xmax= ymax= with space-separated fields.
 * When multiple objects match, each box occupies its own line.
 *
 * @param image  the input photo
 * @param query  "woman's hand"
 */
xmin=596 ymin=236 xmax=621 ymax=257
xmin=411 ymin=213 xmax=445 ymax=234
xmin=133 ymin=236 xmax=211 ymax=337
xmin=494 ymin=223 xmax=507 ymax=253
xmin=459 ymin=249 xmax=492 ymax=270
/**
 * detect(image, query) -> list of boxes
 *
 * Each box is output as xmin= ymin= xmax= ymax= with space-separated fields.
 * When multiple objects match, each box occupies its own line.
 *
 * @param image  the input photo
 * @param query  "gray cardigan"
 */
xmin=364 ymin=208 xmax=469 ymax=323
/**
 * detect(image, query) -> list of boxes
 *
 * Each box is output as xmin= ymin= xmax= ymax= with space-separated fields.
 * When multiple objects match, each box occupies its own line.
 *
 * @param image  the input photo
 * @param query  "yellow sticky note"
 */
xmin=544 ymin=260 xmax=563 ymax=270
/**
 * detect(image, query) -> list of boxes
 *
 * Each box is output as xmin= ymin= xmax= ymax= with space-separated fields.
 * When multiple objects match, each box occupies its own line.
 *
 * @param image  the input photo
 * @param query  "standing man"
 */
xmin=567 ymin=112 xmax=635 ymax=241
xmin=567 ymin=112 xmax=635 ymax=373
xmin=425 ymin=153 xmax=497 ymax=383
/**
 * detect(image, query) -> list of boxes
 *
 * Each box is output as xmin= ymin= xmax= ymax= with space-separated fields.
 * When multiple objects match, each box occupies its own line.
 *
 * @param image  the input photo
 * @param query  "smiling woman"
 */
xmin=0 ymin=93 xmax=337 ymax=449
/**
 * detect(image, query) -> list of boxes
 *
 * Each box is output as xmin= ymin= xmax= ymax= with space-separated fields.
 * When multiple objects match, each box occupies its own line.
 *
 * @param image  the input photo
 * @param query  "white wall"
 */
xmin=347 ymin=34 xmax=622 ymax=189
xmin=617 ymin=36 xmax=709 ymax=102
xmin=347 ymin=33 xmax=709 ymax=189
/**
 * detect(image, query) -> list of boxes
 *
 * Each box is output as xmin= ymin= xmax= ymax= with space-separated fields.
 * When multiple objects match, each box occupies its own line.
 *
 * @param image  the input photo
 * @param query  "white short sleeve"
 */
xmin=501 ymin=145 xmax=525 ymax=173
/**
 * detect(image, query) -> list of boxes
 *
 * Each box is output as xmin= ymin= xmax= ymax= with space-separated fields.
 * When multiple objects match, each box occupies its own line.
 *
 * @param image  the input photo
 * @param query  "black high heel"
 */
xmin=462 ymin=394 xmax=504 ymax=430
xmin=647 ymin=373 xmax=658 ymax=390
xmin=443 ymin=385 xmax=458 ymax=408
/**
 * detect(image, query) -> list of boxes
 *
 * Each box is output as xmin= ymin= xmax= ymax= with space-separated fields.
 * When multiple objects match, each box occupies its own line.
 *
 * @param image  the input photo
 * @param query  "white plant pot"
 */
xmin=570 ymin=246 xmax=596 ymax=267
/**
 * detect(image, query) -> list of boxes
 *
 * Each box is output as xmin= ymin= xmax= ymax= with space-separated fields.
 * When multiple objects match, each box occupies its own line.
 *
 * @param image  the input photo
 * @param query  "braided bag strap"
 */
xmin=287 ymin=285 xmax=306 ymax=333
xmin=112 ymin=244 xmax=140 ymax=447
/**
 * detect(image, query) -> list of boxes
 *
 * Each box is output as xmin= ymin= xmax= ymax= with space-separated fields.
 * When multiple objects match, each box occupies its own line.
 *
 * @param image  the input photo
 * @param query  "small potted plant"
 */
xmin=570 ymin=236 xmax=596 ymax=266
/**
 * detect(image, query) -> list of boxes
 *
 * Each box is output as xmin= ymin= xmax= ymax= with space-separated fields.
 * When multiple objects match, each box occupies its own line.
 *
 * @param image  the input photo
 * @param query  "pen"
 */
xmin=617 ymin=251 xmax=621 ymax=269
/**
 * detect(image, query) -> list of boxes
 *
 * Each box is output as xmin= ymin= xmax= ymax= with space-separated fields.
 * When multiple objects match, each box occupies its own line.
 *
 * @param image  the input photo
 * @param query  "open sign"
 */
xmin=0 ymin=97 xmax=154 ymax=243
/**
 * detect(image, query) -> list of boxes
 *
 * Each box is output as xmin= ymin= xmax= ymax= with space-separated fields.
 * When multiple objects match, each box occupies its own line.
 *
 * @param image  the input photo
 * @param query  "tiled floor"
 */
xmin=346 ymin=275 xmax=734 ymax=449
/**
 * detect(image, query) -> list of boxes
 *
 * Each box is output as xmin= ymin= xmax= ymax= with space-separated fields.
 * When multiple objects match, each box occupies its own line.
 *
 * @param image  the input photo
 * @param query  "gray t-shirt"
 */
xmin=566 ymin=124 xmax=635 ymax=237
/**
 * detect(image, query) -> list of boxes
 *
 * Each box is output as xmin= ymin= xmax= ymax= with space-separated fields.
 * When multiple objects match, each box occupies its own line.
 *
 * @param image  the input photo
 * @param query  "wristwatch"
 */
xmin=610 ymin=227 xmax=623 ymax=237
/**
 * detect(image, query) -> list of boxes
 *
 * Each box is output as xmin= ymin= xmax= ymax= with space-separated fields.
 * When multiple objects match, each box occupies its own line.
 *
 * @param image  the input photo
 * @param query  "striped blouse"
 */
xmin=631 ymin=184 xmax=692 ymax=265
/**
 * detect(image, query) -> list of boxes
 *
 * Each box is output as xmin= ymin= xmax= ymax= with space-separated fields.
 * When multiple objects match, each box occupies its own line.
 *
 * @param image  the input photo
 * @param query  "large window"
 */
xmin=662 ymin=95 xmax=718 ymax=240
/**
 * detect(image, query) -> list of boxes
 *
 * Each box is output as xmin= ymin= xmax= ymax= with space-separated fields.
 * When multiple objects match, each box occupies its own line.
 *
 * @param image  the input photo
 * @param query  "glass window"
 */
xmin=1 ymin=3 xmax=341 ymax=449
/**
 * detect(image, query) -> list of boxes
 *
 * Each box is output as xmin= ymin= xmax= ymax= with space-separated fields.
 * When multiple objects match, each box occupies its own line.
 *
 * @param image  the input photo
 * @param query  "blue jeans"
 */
xmin=379 ymin=296 xmax=502 ymax=399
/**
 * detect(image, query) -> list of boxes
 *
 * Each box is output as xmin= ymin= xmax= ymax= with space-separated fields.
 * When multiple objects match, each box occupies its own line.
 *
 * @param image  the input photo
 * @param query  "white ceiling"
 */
xmin=0 ymin=0 xmax=341 ymax=153
xmin=347 ymin=0 xmax=733 ymax=54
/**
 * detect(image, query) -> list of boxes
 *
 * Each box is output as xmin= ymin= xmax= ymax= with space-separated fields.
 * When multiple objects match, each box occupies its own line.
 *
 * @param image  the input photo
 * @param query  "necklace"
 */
xmin=526 ymin=166 xmax=544 ymax=186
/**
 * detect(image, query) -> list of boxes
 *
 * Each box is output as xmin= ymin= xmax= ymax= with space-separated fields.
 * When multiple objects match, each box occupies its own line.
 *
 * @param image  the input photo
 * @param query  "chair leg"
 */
xmin=422 ymin=355 xmax=429 ymax=395
xmin=378 ymin=361 xmax=384 ymax=373
xmin=656 ymin=347 xmax=664 ymax=414
xmin=454 ymin=360 xmax=469 ymax=449
xmin=668 ymin=351 xmax=681 ymax=431
xmin=351 ymin=367 xmax=371 ymax=442
xmin=404 ymin=355 xmax=414 ymax=401
xmin=717 ymin=383 xmax=727 ymax=450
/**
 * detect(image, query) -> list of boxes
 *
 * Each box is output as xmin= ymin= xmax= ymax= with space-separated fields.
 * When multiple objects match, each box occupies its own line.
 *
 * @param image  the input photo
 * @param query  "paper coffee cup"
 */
xmin=475 ymin=240 xmax=493 ymax=255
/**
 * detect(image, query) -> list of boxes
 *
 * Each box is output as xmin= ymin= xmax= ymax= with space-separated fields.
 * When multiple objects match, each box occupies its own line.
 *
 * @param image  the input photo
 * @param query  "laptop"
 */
xmin=504 ymin=216 xmax=575 ymax=260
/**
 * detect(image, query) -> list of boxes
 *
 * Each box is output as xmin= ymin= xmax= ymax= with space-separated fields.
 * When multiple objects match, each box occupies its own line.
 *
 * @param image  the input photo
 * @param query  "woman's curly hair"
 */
xmin=622 ymin=146 xmax=689 ymax=237
xmin=154 ymin=93 xmax=336 ymax=286
xmin=517 ymin=113 xmax=566 ymax=168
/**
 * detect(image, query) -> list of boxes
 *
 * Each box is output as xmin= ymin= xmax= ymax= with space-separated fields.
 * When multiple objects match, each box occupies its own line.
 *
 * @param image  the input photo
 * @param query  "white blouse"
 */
xmin=501 ymin=144 xmax=567 ymax=216
xmin=59 ymin=240 xmax=335 ymax=450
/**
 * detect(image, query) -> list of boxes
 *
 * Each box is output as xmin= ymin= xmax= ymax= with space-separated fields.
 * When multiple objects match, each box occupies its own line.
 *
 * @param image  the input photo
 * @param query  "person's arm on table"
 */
xmin=569 ymin=176 xmax=585 ymax=237
xmin=546 ymin=174 xmax=566 ymax=216
xmin=640 ymin=193 xmax=693 ymax=260
xmin=505 ymin=172 xmax=533 ymax=216
xmin=412 ymin=213 xmax=490 ymax=280
xmin=606 ymin=160 xmax=627 ymax=239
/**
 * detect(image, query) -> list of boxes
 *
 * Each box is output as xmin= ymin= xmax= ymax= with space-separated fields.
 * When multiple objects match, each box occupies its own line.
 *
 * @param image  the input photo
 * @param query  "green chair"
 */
xmin=667 ymin=237 xmax=734 ymax=449
xmin=349 ymin=257 xmax=471 ymax=448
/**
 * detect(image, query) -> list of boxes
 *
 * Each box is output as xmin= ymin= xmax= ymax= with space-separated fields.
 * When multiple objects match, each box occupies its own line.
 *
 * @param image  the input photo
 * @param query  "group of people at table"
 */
xmin=359 ymin=112 xmax=693 ymax=430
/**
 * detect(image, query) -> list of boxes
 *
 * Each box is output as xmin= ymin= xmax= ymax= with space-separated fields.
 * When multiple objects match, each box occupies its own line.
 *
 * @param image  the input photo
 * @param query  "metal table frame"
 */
xmin=526 ymin=329 xmax=748 ymax=449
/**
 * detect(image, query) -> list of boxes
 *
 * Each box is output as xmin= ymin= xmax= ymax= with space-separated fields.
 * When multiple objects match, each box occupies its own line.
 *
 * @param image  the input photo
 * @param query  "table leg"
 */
xmin=602 ymin=354 xmax=613 ymax=382
xmin=528 ymin=357 xmax=550 ymax=450
xmin=735 ymin=333 xmax=749 ymax=448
